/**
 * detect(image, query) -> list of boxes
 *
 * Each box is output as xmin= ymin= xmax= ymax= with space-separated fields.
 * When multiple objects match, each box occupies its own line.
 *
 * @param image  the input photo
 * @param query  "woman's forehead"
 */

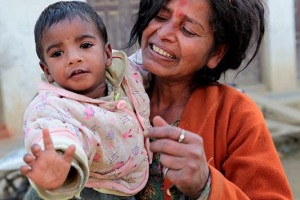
xmin=178 ymin=0 xmax=188 ymax=6
xmin=165 ymin=0 xmax=212 ymax=28
xmin=165 ymin=0 xmax=211 ymax=15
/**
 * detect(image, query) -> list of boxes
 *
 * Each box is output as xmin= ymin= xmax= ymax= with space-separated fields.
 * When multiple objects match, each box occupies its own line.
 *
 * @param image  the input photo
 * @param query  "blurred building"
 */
xmin=0 ymin=0 xmax=299 ymax=137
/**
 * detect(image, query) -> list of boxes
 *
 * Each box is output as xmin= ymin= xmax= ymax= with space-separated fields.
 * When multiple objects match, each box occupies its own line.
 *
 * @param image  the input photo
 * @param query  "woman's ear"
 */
xmin=39 ymin=61 xmax=54 ymax=83
xmin=207 ymin=44 xmax=228 ymax=69
xmin=104 ymin=42 xmax=113 ymax=67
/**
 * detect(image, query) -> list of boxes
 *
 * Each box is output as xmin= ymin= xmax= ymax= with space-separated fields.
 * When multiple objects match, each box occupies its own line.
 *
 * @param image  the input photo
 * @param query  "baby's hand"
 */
xmin=20 ymin=129 xmax=76 ymax=190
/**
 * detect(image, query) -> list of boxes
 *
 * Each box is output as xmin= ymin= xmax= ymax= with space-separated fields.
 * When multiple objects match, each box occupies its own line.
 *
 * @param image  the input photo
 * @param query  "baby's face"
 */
xmin=39 ymin=16 xmax=112 ymax=98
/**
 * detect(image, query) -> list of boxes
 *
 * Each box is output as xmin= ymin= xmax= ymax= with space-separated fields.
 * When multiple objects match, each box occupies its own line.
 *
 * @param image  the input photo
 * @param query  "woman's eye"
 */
xmin=155 ymin=14 xmax=168 ymax=22
xmin=81 ymin=43 xmax=93 ymax=49
xmin=182 ymin=27 xmax=197 ymax=37
xmin=51 ymin=51 xmax=63 ymax=57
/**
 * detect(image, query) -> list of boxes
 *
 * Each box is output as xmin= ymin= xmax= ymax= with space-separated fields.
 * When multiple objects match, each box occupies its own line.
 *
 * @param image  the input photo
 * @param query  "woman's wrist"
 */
xmin=169 ymin=169 xmax=211 ymax=200
xmin=190 ymin=169 xmax=211 ymax=200
xmin=195 ymin=171 xmax=211 ymax=200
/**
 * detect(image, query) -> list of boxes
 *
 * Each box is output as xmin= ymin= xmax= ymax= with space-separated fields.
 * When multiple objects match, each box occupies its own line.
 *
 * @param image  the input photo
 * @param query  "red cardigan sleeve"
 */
xmin=172 ymin=84 xmax=293 ymax=200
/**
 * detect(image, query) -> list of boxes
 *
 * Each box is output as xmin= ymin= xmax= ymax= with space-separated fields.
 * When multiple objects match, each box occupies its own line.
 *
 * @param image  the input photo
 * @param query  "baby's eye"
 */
xmin=51 ymin=51 xmax=63 ymax=57
xmin=81 ymin=43 xmax=93 ymax=49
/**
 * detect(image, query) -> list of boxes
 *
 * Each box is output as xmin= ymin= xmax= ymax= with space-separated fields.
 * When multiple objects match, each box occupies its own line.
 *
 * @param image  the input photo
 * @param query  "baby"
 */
xmin=21 ymin=1 xmax=151 ymax=199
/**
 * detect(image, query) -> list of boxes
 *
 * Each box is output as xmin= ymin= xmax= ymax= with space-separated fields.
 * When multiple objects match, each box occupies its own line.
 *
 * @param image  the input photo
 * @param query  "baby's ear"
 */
xmin=39 ymin=61 xmax=54 ymax=83
xmin=105 ymin=42 xmax=113 ymax=67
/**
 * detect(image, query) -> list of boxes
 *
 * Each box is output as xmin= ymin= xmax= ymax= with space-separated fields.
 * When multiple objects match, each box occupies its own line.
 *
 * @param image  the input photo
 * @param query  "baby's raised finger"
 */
xmin=43 ymin=128 xmax=54 ymax=150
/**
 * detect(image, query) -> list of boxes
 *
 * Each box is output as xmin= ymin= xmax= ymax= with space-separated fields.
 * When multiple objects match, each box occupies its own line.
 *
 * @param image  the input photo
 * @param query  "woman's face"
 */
xmin=141 ymin=0 xmax=224 ymax=80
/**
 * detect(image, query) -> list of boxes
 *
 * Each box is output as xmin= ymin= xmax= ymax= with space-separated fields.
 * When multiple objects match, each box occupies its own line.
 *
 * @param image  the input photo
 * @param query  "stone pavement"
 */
xmin=281 ymin=151 xmax=300 ymax=200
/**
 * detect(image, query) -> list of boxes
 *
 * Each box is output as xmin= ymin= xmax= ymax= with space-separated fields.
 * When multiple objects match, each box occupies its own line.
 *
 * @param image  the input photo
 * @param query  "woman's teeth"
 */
xmin=152 ymin=45 xmax=174 ymax=59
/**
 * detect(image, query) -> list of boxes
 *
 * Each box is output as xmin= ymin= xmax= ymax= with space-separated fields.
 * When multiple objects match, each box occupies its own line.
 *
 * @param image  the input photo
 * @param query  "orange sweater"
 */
xmin=164 ymin=84 xmax=293 ymax=199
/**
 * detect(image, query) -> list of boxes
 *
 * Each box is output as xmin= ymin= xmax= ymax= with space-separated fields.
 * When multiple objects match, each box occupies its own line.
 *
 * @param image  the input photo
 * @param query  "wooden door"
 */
xmin=295 ymin=0 xmax=300 ymax=79
xmin=87 ymin=0 xmax=140 ymax=55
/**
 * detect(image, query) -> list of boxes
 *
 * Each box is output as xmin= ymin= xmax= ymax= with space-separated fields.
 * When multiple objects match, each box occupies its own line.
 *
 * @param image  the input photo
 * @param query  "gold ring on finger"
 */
xmin=178 ymin=129 xmax=186 ymax=143
xmin=163 ymin=167 xmax=170 ymax=177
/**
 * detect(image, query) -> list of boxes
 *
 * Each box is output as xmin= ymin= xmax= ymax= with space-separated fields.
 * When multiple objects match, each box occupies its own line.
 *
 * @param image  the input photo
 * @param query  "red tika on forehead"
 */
xmin=175 ymin=9 xmax=184 ymax=18
xmin=179 ymin=0 xmax=187 ymax=6
xmin=174 ymin=0 xmax=187 ymax=18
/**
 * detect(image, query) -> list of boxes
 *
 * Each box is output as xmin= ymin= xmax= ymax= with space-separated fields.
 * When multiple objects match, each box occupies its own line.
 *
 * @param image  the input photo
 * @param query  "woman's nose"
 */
xmin=156 ymin=21 xmax=177 ymax=42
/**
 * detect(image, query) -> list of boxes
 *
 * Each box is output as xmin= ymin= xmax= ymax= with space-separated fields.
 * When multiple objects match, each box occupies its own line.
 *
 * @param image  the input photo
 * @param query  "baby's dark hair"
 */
xmin=128 ymin=0 xmax=265 ymax=86
xmin=35 ymin=1 xmax=107 ymax=62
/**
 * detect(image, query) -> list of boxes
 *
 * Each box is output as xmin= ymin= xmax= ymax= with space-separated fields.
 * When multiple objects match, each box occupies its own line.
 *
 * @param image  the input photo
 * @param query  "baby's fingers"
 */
xmin=23 ymin=153 xmax=36 ymax=166
xmin=20 ymin=165 xmax=31 ymax=176
xmin=31 ymin=144 xmax=42 ymax=158
xmin=64 ymin=145 xmax=76 ymax=163
xmin=20 ymin=153 xmax=35 ymax=176
xmin=43 ymin=129 xmax=54 ymax=150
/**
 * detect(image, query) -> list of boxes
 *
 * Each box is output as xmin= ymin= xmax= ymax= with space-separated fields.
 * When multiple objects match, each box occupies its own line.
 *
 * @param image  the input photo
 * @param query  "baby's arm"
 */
xmin=20 ymin=129 xmax=76 ymax=190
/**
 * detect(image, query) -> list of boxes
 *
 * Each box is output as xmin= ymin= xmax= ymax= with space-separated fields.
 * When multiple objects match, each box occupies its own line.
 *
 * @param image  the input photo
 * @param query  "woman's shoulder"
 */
xmin=194 ymin=83 xmax=254 ymax=102
xmin=190 ymin=83 xmax=261 ymax=114
xmin=220 ymin=84 xmax=259 ymax=108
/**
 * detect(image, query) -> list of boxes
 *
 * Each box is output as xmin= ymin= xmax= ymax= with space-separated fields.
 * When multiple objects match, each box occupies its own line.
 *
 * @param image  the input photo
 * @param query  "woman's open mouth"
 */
xmin=150 ymin=44 xmax=176 ymax=59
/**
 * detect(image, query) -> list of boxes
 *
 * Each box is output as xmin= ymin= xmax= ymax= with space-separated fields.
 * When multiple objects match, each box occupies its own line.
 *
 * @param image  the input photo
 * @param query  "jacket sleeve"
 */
xmin=181 ymin=86 xmax=293 ymax=200
xmin=23 ymin=95 xmax=90 ymax=200
xmin=207 ymin=102 xmax=293 ymax=199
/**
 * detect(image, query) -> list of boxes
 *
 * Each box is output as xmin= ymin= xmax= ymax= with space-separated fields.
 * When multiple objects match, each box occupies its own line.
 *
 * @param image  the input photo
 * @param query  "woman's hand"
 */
xmin=146 ymin=116 xmax=209 ymax=199
xmin=20 ymin=129 xmax=76 ymax=190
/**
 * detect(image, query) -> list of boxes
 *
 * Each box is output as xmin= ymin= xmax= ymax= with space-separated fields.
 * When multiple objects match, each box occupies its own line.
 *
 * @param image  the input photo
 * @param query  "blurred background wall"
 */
xmin=0 ymin=0 xmax=84 ymax=137
xmin=0 ymin=0 xmax=299 ymax=137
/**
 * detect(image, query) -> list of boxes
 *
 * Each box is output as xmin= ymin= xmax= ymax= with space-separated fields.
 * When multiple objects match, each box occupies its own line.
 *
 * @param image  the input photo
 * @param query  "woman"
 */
xmin=128 ymin=0 xmax=293 ymax=199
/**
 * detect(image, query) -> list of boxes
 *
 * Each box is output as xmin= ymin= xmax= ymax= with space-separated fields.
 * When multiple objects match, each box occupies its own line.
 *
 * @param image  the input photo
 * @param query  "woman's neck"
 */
xmin=148 ymin=77 xmax=193 ymax=124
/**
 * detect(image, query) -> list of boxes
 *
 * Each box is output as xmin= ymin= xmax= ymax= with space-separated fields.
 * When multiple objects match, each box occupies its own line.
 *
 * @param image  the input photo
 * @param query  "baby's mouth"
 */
xmin=151 ymin=44 xmax=176 ymax=59
xmin=70 ymin=69 xmax=88 ymax=78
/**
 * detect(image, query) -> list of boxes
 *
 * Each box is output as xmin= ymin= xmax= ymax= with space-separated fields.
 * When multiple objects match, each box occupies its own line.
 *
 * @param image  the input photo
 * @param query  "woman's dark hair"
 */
xmin=35 ymin=1 xmax=107 ymax=63
xmin=127 ymin=0 xmax=265 ymax=86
